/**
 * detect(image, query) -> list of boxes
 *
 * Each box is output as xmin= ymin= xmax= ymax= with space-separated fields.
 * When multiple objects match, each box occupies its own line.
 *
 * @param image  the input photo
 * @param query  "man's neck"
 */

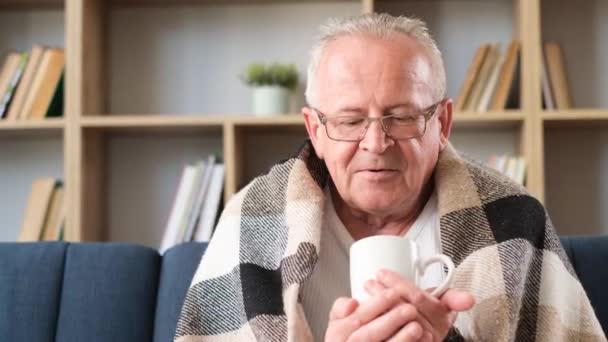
xmin=329 ymin=183 xmax=433 ymax=241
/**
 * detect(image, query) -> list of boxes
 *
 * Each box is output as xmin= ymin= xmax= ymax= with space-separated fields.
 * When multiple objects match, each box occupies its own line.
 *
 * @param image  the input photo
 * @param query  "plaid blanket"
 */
xmin=175 ymin=141 xmax=605 ymax=341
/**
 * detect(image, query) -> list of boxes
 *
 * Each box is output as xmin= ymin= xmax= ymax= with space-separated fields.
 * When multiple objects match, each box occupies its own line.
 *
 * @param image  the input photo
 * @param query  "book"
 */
xmin=513 ymin=157 xmax=527 ymax=185
xmin=175 ymin=163 xmax=205 ymax=243
xmin=454 ymin=44 xmax=490 ymax=112
xmin=41 ymin=185 xmax=65 ymax=241
xmin=0 ymin=52 xmax=22 ymax=119
xmin=504 ymin=157 xmax=517 ymax=181
xmin=20 ymin=48 xmax=65 ymax=120
xmin=544 ymin=42 xmax=572 ymax=109
xmin=193 ymin=163 xmax=225 ymax=242
xmin=182 ymin=156 xmax=216 ymax=242
xmin=0 ymin=52 xmax=28 ymax=118
xmin=541 ymin=47 xmax=555 ymax=110
xmin=159 ymin=165 xmax=199 ymax=254
xmin=490 ymin=40 xmax=520 ymax=111
xmin=6 ymin=45 xmax=46 ymax=121
xmin=477 ymin=46 xmax=507 ymax=112
xmin=18 ymin=178 xmax=57 ymax=242
xmin=465 ymin=43 xmax=499 ymax=111
xmin=45 ymin=71 xmax=64 ymax=118
xmin=487 ymin=155 xmax=526 ymax=185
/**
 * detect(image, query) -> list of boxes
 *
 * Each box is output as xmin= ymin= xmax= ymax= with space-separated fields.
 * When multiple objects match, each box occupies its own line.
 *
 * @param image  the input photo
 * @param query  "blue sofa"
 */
xmin=0 ymin=237 xmax=606 ymax=341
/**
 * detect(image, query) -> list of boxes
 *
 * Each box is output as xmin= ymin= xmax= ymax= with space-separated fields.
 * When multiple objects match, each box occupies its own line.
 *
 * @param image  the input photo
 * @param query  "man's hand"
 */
xmin=325 ymin=289 xmax=426 ymax=342
xmin=364 ymin=269 xmax=475 ymax=342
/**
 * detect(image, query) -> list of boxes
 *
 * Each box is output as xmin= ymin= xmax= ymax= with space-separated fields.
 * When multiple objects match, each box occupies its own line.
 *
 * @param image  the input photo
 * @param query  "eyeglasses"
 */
xmin=311 ymin=101 xmax=442 ymax=142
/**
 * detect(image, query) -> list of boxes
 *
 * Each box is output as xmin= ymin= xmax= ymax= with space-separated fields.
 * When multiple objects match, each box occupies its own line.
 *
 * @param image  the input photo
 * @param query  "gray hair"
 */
xmin=305 ymin=13 xmax=446 ymax=108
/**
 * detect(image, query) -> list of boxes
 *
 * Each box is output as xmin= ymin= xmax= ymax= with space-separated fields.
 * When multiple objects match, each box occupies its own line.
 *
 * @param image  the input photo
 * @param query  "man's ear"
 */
xmin=437 ymin=98 xmax=453 ymax=151
xmin=302 ymin=106 xmax=325 ymax=159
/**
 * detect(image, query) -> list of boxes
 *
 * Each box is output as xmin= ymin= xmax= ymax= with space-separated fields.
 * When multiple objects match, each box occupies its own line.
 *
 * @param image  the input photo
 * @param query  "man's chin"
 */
xmin=352 ymin=196 xmax=398 ymax=214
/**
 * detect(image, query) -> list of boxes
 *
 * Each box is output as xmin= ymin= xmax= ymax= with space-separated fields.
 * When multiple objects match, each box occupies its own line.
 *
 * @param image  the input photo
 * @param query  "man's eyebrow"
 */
xmin=335 ymin=106 xmax=366 ymax=113
xmin=334 ymin=103 xmax=419 ymax=113
xmin=384 ymin=103 xmax=418 ymax=111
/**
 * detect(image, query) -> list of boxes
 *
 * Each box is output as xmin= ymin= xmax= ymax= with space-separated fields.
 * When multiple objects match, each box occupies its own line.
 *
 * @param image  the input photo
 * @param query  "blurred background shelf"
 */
xmin=0 ymin=119 xmax=65 ymax=136
xmin=2 ymin=0 xmax=607 ymax=245
xmin=0 ymin=0 xmax=63 ymax=9
xmin=453 ymin=111 xmax=525 ymax=128
xmin=543 ymin=109 xmax=608 ymax=127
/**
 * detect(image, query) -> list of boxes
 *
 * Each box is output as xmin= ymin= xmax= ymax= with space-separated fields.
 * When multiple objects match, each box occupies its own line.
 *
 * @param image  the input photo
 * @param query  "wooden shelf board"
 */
xmin=543 ymin=109 xmax=608 ymax=127
xmin=81 ymin=114 xmax=305 ymax=127
xmin=109 ymin=0 xmax=358 ymax=7
xmin=0 ymin=0 xmax=356 ymax=8
xmin=231 ymin=114 xmax=303 ymax=126
xmin=452 ymin=111 xmax=525 ymax=129
xmin=81 ymin=114 xmax=224 ymax=126
xmin=80 ymin=112 xmax=526 ymax=131
xmin=0 ymin=118 xmax=65 ymax=137
xmin=80 ymin=115 xmax=228 ymax=134
xmin=0 ymin=118 xmax=64 ymax=130
xmin=0 ymin=0 xmax=63 ymax=9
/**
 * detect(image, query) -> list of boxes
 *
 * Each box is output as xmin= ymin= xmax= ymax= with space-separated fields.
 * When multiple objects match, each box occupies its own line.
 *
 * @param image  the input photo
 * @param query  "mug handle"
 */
xmin=415 ymin=254 xmax=455 ymax=298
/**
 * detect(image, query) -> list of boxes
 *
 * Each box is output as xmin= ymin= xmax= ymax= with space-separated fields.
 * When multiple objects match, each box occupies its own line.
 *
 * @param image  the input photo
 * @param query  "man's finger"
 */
xmin=364 ymin=278 xmax=387 ymax=296
xmin=365 ymin=279 xmax=438 ymax=337
xmin=329 ymin=297 xmax=359 ymax=321
xmin=376 ymin=269 xmax=448 ymax=316
xmin=349 ymin=302 xmax=418 ymax=342
xmin=376 ymin=270 xmax=456 ymax=338
xmin=440 ymin=289 xmax=475 ymax=312
xmin=353 ymin=288 xmax=402 ymax=324
xmin=386 ymin=321 xmax=424 ymax=342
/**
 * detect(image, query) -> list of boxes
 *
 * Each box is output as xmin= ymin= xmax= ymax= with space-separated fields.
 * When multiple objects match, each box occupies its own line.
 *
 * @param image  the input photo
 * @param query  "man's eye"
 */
xmin=391 ymin=115 xmax=416 ymax=123
xmin=338 ymin=118 xmax=365 ymax=126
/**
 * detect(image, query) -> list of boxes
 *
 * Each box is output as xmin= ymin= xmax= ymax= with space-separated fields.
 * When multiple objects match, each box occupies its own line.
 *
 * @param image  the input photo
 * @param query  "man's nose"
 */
xmin=359 ymin=119 xmax=393 ymax=153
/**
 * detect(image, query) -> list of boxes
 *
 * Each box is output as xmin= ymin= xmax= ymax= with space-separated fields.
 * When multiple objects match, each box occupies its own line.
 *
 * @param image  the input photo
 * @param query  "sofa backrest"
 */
xmin=154 ymin=242 xmax=207 ymax=342
xmin=0 ymin=242 xmax=161 ymax=342
xmin=0 ymin=238 xmax=605 ymax=340
xmin=0 ymin=242 xmax=66 ymax=341
xmin=560 ymin=236 xmax=608 ymax=337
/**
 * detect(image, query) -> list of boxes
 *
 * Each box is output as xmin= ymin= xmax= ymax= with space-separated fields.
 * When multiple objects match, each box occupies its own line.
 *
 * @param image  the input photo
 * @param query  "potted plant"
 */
xmin=241 ymin=63 xmax=299 ymax=116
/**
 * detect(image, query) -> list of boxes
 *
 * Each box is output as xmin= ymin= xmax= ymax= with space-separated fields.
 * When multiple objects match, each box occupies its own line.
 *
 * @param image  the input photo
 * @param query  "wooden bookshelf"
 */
xmin=0 ymin=0 xmax=62 ymax=9
xmin=0 ymin=119 xmax=64 ymax=139
xmin=80 ymin=112 xmax=526 ymax=130
xmin=111 ymin=0 xmax=364 ymax=6
xmin=3 ymin=0 xmax=608 ymax=243
xmin=453 ymin=111 xmax=525 ymax=129
xmin=0 ymin=118 xmax=65 ymax=131
xmin=543 ymin=110 xmax=608 ymax=127
xmin=80 ymin=115 xmax=225 ymax=133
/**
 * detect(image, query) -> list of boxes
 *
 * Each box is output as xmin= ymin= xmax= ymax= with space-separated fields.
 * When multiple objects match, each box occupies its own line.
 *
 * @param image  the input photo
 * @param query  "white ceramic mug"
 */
xmin=350 ymin=235 xmax=455 ymax=302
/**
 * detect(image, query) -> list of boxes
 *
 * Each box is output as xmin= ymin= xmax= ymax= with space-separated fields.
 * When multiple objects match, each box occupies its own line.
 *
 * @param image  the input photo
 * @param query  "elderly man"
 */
xmin=175 ymin=13 xmax=604 ymax=341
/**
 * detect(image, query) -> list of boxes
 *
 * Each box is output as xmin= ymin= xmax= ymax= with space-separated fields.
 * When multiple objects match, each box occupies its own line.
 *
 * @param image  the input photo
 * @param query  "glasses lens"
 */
xmin=383 ymin=115 xmax=425 ymax=139
xmin=322 ymin=110 xmax=432 ymax=141
xmin=326 ymin=117 xmax=367 ymax=141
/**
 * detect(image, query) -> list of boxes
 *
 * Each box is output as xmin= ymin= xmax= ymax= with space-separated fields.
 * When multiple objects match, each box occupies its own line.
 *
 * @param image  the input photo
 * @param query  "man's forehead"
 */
xmin=319 ymin=33 xmax=428 ymax=69
xmin=315 ymin=41 xmax=434 ymax=111
xmin=316 ymin=35 xmax=433 ymax=88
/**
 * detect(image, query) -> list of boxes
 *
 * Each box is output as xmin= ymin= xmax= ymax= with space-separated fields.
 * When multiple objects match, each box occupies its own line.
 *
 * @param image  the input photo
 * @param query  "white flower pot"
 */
xmin=252 ymin=86 xmax=290 ymax=116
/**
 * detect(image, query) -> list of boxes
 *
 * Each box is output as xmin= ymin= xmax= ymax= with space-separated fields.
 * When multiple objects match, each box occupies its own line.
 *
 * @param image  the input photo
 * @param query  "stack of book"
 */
xmin=18 ymin=178 xmax=65 ymax=242
xmin=0 ymin=45 xmax=65 ymax=121
xmin=159 ymin=156 xmax=225 ymax=254
xmin=455 ymin=40 xmax=521 ymax=113
xmin=541 ymin=41 xmax=572 ymax=110
xmin=487 ymin=155 xmax=526 ymax=185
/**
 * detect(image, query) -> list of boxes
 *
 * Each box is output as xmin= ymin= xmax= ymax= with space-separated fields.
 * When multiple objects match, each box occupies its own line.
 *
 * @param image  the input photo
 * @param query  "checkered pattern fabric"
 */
xmin=175 ymin=141 xmax=605 ymax=341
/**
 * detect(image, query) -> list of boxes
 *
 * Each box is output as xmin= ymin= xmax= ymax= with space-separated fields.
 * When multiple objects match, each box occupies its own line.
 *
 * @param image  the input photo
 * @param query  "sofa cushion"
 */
xmin=0 ymin=242 xmax=67 ymax=342
xmin=54 ymin=243 xmax=161 ymax=342
xmin=560 ymin=235 xmax=608 ymax=336
xmin=154 ymin=242 xmax=208 ymax=342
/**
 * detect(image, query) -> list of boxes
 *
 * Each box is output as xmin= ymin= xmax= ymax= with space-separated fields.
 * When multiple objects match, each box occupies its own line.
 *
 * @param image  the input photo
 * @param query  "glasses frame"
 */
xmin=311 ymin=100 xmax=443 ymax=142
